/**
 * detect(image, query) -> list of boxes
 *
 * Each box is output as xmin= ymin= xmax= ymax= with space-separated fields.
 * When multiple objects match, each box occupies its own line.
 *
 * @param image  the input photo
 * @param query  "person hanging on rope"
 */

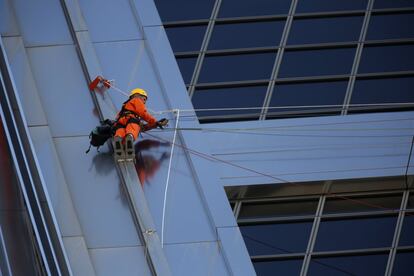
xmin=112 ymin=88 xmax=169 ymax=159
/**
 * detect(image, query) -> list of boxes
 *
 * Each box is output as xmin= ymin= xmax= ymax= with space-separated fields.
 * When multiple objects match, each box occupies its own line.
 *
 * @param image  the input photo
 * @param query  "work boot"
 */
xmin=125 ymin=134 xmax=135 ymax=159
xmin=112 ymin=136 xmax=123 ymax=158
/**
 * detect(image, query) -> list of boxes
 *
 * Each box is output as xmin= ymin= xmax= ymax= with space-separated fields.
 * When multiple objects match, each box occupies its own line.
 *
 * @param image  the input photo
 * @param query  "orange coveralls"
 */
xmin=114 ymin=97 xmax=157 ymax=140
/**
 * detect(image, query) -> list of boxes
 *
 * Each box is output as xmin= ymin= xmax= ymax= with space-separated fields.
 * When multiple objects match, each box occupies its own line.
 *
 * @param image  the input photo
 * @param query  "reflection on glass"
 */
xmin=288 ymin=16 xmax=363 ymax=45
xmin=296 ymin=0 xmax=368 ymax=13
xmin=392 ymin=251 xmax=414 ymax=276
xmin=176 ymin=57 xmax=197 ymax=84
xmin=324 ymin=194 xmax=402 ymax=214
xmin=279 ymin=48 xmax=355 ymax=78
xmin=198 ymin=52 xmax=276 ymax=83
xmin=165 ymin=25 xmax=207 ymax=52
xmin=154 ymin=0 xmax=215 ymax=22
xmin=209 ymin=21 xmax=285 ymax=50
xmin=240 ymin=222 xmax=312 ymax=255
xmin=399 ymin=214 xmax=414 ymax=246
xmin=239 ymin=199 xmax=318 ymax=219
xmin=359 ymin=44 xmax=414 ymax=73
xmin=253 ymin=259 xmax=303 ymax=276
xmin=367 ymin=13 xmax=414 ymax=40
xmin=308 ymin=254 xmax=388 ymax=276
xmin=192 ymin=85 xmax=267 ymax=118
xmin=315 ymin=216 xmax=396 ymax=251
xmin=218 ymin=0 xmax=291 ymax=18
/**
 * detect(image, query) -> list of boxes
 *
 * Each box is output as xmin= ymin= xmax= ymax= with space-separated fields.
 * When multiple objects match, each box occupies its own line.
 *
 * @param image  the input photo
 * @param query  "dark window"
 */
xmin=154 ymin=0 xmax=215 ymax=22
xmin=240 ymin=222 xmax=313 ymax=255
xmin=198 ymin=52 xmax=276 ymax=83
xmin=308 ymin=254 xmax=388 ymax=276
xmin=296 ymin=0 xmax=368 ymax=13
xmin=315 ymin=216 xmax=397 ymax=251
xmin=176 ymin=57 xmax=197 ymax=84
xmin=165 ymin=25 xmax=207 ymax=52
xmin=288 ymin=16 xmax=363 ymax=45
xmin=399 ymin=214 xmax=414 ymax=246
xmin=269 ymin=81 xmax=347 ymax=116
xmin=324 ymin=194 xmax=402 ymax=214
xmin=218 ymin=0 xmax=291 ymax=18
xmin=392 ymin=251 xmax=414 ymax=276
xmin=279 ymin=48 xmax=356 ymax=78
xmin=253 ymin=259 xmax=303 ymax=276
xmin=408 ymin=194 xmax=414 ymax=209
xmin=209 ymin=21 xmax=285 ymax=50
xmin=359 ymin=44 xmax=414 ymax=73
xmin=239 ymin=199 xmax=318 ymax=219
xmin=374 ymin=0 xmax=414 ymax=9
xmin=367 ymin=13 xmax=414 ymax=40
xmin=351 ymin=77 xmax=414 ymax=105
xmin=192 ymin=85 xmax=267 ymax=119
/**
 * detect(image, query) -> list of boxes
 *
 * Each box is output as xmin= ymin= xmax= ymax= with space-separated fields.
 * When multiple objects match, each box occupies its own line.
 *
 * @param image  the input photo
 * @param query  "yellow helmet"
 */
xmin=130 ymin=88 xmax=148 ymax=98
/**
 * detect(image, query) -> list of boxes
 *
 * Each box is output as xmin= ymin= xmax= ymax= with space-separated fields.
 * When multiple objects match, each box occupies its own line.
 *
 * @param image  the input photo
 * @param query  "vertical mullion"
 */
xmin=261 ymin=0 xmax=299 ymax=120
xmin=188 ymin=0 xmax=222 ymax=98
xmin=300 ymin=195 xmax=325 ymax=276
xmin=341 ymin=0 xmax=375 ymax=115
xmin=384 ymin=190 xmax=410 ymax=276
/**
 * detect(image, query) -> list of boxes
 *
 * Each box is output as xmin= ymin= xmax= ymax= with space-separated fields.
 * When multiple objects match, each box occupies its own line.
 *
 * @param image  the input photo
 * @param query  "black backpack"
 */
xmin=86 ymin=119 xmax=115 ymax=153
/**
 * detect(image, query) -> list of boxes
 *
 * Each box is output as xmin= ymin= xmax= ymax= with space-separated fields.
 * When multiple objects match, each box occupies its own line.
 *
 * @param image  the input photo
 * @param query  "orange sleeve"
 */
xmin=131 ymin=98 xmax=157 ymax=127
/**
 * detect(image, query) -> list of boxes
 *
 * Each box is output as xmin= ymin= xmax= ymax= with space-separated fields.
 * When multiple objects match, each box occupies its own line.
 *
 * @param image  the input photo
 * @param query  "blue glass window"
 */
xmin=367 ymin=13 xmax=414 ymax=40
xmin=192 ymin=85 xmax=267 ymax=118
xmin=240 ymin=222 xmax=313 ymax=255
xmin=359 ymin=44 xmax=414 ymax=73
xmin=351 ymin=77 xmax=414 ymax=104
xmin=279 ymin=48 xmax=356 ymax=78
xmin=239 ymin=200 xmax=318 ymax=219
xmin=392 ymin=251 xmax=414 ymax=276
xmin=218 ymin=0 xmax=291 ymax=18
xmin=408 ymin=194 xmax=414 ymax=209
xmin=209 ymin=20 xmax=285 ymax=50
xmin=324 ymin=194 xmax=402 ymax=214
xmin=154 ymin=0 xmax=215 ymax=22
xmin=399 ymin=214 xmax=414 ymax=246
xmin=165 ymin=25 xmax=207 ymax=52
xmin=198 ymin=52 xmax=276 ymax=83
xmin=308 ymin=254 xmax=388 ymax=276
xmin=253 ymin=259 xmax=303 ymax=276
xmin=315 ymin=216 xmax=397 ymax=251
xmin=297 ymin=0 xmax=368 ymax=13
xmin=176 ymin=57 xmax=197 ymax=84
xmin=288 ymin=16 xmax=363 ymax=45
xmin=269 ymin=81 xmax=347 ymax=115
xmin=374 ymin=0 xmax=414 ymax=9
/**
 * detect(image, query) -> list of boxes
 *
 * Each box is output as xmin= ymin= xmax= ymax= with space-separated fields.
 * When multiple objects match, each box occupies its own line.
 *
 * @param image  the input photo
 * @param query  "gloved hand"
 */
xmin=157 ymin=118 xmax=169 ymax=129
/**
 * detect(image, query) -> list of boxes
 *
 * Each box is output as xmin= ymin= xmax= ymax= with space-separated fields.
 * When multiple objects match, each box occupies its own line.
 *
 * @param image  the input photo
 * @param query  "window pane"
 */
xmin=253 ymin=259 xmax=303 ymax=276
xmin=367 ymin=13 xmax=414 ymax=40
xmin=165 ymin=25 xmax=206 ymax=52
xmin=240 ymin=222 xmax=313 ymax=255
xmin=374 ymin=0 xmax=414 ymax=9
xmin=399 ymin=214 xmax=414 ymax=246
xmin=154 ymin=0 xmax=215 ymax=22
xmin=359 ymin=44 xmax=414 ymax=73
xmin=308 ymin=254 xmax=388 ymax=276
xmin=198 ymin=52 xmax=276 ymax=83
xmin=315 ymin=216 xmax=397 ymax=251
xmin=392 ymin=251 xmax=414 ymax=276
xmin=239 ymin=199 xmax=318 ymax=219
xmin=218 ymin=0 xmax=291 ymax=18
xmin=288 ymin=16 xmax=363 ymax=45
xmin=279 ymin=48 xmax=355 ymax=78
xmin=269 ymin=81 xmax=347 ymax=115
xmin=192 ymin=86 xmax=267 ymax=118
xmin=351 ymin=77 xmax=414 ymax=105
xmin=176 ymin=57 xmax=197 ymax=84
xmin=209 ymin=21 xmax=285 ymax=50
xmin=297 ymin=0 xmax=368 ymax=13
xmin=408 ymin=194 xmax=414 ymax=209
xmin=324 ymin=194 xmax=402 ymax=214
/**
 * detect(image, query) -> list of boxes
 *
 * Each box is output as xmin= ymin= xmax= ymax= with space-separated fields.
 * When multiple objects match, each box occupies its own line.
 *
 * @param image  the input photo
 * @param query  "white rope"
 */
xmin=161 ymin=109 xmax=180 ymax=248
